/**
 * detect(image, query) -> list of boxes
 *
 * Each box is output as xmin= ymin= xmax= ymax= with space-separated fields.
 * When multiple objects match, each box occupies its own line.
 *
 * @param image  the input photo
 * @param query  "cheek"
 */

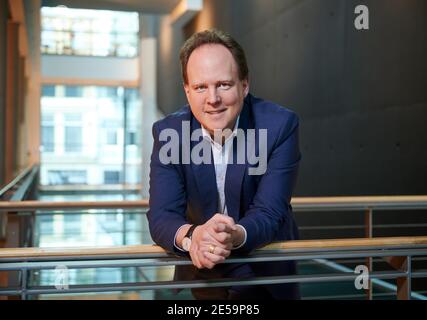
xmin=221 ymin=90 xmax=243 ymax=110
xmin=187 ymin=93 xmax=203 ymax=108
xmin=221 ymin=91 xmax=239 ymax=105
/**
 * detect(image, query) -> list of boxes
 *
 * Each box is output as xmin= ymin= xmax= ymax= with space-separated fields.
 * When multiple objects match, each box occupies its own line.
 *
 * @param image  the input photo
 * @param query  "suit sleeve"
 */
xmin=147 ymin=122 xmax=188 ymax=255
xmin=236 ymin=112 xmax=301 ymax=253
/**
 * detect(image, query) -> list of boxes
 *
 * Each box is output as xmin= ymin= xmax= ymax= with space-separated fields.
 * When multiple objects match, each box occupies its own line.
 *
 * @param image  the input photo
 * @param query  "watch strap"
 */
xmin=184 ymin=224 xmax=197 ymax=240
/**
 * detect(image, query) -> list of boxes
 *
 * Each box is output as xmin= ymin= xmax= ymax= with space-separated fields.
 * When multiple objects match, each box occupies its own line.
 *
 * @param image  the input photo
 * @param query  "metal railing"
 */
xmin=0 ymin=165 xmax=39 ymax=201
xmin=0 ymin=236 xmax=426 ymax=300
xmin=2 ymin=172 xmax=427 ymax=300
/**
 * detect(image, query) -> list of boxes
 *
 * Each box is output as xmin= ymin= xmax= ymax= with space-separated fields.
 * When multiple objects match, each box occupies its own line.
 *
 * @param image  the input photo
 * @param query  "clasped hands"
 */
xmin=186 ymin=214 xmax=244 ymax=269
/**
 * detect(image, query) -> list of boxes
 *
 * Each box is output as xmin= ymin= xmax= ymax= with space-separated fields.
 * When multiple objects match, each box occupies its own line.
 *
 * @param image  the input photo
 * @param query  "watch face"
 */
xmin=182 ymin=237 xmax=191 ymax=251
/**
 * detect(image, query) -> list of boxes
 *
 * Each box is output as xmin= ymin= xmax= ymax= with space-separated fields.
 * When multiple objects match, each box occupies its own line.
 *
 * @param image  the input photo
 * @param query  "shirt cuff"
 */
xmin=232 ymin=224 xmax=247 ymax=250
xmin=173 ymin=224 xmax=188 ymax=252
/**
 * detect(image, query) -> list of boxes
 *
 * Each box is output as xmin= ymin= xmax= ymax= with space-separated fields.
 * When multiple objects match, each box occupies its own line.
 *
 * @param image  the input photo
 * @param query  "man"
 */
xmin=148 ymin=29 xmax=301 ymax=299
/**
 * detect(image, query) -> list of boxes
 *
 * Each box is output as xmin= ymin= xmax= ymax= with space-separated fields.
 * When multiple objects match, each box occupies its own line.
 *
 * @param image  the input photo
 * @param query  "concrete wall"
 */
xmin=157 ymin=0 xmax=427 ymax=198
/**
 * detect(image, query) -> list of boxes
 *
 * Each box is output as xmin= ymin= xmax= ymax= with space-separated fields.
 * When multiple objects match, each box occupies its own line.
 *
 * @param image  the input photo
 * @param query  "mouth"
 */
xmin=205 ymin=109 xmax=226 ymax=115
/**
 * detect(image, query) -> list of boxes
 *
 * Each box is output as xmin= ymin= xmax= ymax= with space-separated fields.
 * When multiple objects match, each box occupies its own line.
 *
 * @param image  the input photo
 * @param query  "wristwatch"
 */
xmin=182 ymin=224 xmax=198 ymax=252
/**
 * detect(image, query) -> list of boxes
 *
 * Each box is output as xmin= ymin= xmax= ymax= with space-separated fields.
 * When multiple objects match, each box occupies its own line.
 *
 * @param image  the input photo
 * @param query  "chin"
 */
xmin=208 ymin=121 xmax=228 ymax=132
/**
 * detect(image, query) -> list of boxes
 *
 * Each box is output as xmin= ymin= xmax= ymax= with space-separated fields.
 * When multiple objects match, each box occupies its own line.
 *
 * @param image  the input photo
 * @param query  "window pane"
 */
xmin=65 ymin=126 xmax=82 ymax=152
xmin=106 ymin=130 xmax=117 ymax=145
xmin=48 ymin=170 xmax=87 ymax=185
xmin=126 ymin=131 xmax=136 ymax=145
xmin=65 ymin=86 xmax=83 ymax=97
xmin=42 ymin=85 xmax=56 ymax=97
xmin=42 ymin=126 xmax=54 ymax=152
xmin=40 ymin=86 xmax=142 ymax=186
xmin=104 ymin=171 xmax=120 ymax=184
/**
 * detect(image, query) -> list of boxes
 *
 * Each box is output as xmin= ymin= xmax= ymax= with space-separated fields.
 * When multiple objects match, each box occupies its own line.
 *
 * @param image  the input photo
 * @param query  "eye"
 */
xmin=194 ymin=85 xmax=206 ymax=93
xmin=218 ymin=82 xmax=231 ymax=90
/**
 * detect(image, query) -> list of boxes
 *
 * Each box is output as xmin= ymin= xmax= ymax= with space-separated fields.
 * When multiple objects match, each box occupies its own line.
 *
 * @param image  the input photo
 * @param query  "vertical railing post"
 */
xmin=21 ymin=269 xmax=27 ymax=300
xmin=383 ymin=256 xmax=411 ymax=300
xmin=396 ymin=256 xmax=411 ymax=300
xmin=364 ymin=207 xmax=373 ymax=300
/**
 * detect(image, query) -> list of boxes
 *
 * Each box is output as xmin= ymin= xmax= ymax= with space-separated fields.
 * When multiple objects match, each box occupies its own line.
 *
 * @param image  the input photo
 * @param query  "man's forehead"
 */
xmin=188 ymin=44 xmax=235 ymax=66
xmin=187 ymin=44 xmax=238 ymax=82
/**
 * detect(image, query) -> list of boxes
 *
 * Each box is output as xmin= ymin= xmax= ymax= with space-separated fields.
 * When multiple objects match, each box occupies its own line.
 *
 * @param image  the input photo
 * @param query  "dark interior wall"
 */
xmin=157 ymin=0 xmax=427 ymax=197
xmin=0 ymin=0 xmax=7 ymax=186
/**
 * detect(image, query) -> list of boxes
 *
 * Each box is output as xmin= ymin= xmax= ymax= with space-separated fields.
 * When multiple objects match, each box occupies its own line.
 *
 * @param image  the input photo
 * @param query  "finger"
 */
xmin=190 ymin=244 xmax=203 ymax=269
xmin=214 ymin=223 xmax=235 ymax=234
xmin=204 ymin=245 xmax=231 ymax=258
xmin=203 ymin=251 xmax=226 ymax=264
xmin=212 ymin=214 xmax=236 ymax=228
xmin=190 ymin=251 xmax=202 ymax=269
xmin=202 ymin=231 xmax=232 ymax=248
xmin=212 ymin=231 xmax=232 ymax=244
xmin=201 ymin=237 xmax=233 ymax=251
xmin=198 ymin=250 xmax=215 ymax=269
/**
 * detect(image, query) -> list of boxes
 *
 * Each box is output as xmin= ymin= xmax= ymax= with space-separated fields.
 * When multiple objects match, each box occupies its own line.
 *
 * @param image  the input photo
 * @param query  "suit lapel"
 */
xmin=225 ymin=96 xmax=253 ymax=221
xmin=190 ymin=115 xmax=218 ymax=218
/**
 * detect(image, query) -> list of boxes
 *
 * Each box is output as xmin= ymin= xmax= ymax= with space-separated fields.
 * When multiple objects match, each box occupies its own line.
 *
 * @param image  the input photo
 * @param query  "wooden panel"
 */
xmin=7 ymin=0 xmax=24 ymax=23
xmin=17 ymin=56 xmax=25 ymax=123
xmin=5 ymin=21 xmax=19 ymax=183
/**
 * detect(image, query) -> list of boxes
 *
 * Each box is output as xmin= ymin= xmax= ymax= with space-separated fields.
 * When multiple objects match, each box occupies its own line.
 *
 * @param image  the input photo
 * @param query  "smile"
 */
xmin=206 ymin=109 xmax=226 ymax=115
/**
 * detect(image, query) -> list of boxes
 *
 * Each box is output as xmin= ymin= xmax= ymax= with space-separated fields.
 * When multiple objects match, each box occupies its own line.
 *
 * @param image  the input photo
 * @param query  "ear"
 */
xmin=242 ymin=79 xmax=249 ymax=97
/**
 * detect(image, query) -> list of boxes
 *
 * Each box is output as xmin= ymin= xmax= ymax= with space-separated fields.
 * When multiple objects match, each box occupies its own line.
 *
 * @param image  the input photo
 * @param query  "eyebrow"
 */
xmin=190 ymin=80 xmax=234 ymax=87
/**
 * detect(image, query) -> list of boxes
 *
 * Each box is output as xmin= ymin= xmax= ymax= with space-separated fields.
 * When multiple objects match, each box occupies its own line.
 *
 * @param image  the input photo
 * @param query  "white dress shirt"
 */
xmin=174 ymin=117 xmax=247 ymax=251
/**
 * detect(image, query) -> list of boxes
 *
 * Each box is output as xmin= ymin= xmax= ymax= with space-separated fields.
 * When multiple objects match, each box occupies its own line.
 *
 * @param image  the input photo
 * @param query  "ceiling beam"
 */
xmin=170 ymin=0 xmax=202 ymax=27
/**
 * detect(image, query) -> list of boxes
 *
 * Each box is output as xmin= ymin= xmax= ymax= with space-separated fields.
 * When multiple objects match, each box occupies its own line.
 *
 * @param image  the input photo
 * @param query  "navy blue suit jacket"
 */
xmin=148 ymin=93 xmax=301 ymax=299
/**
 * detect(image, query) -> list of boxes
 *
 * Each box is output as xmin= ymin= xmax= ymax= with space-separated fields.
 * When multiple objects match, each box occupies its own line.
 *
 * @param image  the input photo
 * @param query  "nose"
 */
xmin=207 ymin=87 xmax=220 ymax=106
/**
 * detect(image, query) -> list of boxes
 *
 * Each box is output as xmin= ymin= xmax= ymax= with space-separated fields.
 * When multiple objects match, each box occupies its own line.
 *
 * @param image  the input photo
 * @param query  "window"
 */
xmin=42 ymin=126 xmax=55 ymax=152
xmin=64 ymin=214 xmax=82 ymax=234
xmin=126 ymin=131 xmax=137 ymax=145
xmin=40 ymin=85 xmax=141 ymax=186
xmin=41 ymin=112 xmax=55 ymax=153
xmin=64 ymin=113 xmax=82 ymax=153
xmin=65 ymin=86 xmax=83 ymax=97
xmin=42 ymin=85 xmax=56 ymax=97
xmin=48 ymin=170 xmax=87 ymax=185
xmin=41 ymin=7 xmax=139 ymax=57
xmin=65 ymin=126 xmax=82 ymax=152
xmin=104 ymin=171 xmax=120 ymax=184
xmin=38 ymin=215 xmax=54 ymax=235
xmin=106 ymin=130 xmax=118 ymax=145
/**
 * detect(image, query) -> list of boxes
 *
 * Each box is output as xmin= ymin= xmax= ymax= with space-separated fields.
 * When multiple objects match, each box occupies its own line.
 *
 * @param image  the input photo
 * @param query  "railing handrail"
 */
xmin=2 ymin=195 xmax=427 ymax=212
xmin=0 ymin=165 xmax=36 ymax=199
xmin=292 ymin=195 xmax=427 ymax=211
xmin=0 ymin=200 xmax=149 ymax=211
xmin=1 ymin=236 xmax=427 ymax=259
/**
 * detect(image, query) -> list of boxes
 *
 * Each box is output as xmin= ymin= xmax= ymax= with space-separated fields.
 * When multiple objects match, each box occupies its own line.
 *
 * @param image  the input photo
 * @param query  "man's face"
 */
xmin=184 ymin=44 xmax=249 ymax=136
